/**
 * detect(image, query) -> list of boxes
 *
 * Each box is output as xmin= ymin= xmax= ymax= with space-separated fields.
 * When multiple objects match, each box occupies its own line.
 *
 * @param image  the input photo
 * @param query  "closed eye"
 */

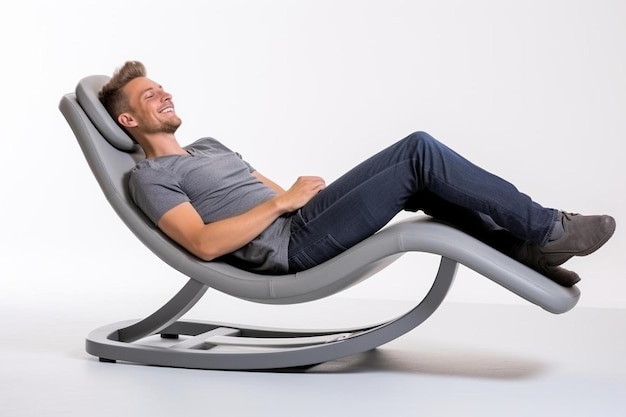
xmin=143 ymin=85 xmax=164 ymax=100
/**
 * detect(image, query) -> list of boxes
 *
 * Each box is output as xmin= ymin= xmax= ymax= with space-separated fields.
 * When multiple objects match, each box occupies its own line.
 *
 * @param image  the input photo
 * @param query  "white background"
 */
xmin=1 ymin=0 xmax=624 ymax=313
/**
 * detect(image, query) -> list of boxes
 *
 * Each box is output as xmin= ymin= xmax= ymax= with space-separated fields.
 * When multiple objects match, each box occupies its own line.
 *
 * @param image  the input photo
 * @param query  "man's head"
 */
xmin=98 ymin=61 xmax=181 ymax=142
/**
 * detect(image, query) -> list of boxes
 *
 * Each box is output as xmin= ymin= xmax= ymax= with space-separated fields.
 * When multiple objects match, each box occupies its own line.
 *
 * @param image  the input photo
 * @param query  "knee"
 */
xmin=402 ymin=131 xmax=437 ymax=151
xmin=407 ymin=131 xmax=434 ymax=143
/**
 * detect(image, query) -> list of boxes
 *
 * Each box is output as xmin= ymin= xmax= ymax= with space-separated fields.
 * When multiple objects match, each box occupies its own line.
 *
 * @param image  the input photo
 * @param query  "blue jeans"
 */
xmin=287 ymin=131 xmax=557 ymax=272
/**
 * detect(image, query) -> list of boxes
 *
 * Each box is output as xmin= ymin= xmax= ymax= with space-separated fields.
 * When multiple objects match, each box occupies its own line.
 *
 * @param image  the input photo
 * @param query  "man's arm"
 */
xmin=252 ymin=171 xmax=286 ymax=195
xmin=157 ymin=175 xmax=325 ymax=261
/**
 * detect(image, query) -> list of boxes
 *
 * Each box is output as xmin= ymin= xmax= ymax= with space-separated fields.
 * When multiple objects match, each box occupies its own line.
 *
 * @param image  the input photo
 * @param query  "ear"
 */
xmin=118 ymin=112 xmax=137 ymax=129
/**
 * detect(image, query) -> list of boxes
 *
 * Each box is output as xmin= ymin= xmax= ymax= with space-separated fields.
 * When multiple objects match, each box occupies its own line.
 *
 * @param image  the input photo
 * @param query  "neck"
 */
xmin=136 ymin=133 xmax=188 ymax=159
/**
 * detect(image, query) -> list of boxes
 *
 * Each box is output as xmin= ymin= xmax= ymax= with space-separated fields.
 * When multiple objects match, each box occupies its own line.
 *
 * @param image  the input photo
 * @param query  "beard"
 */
xmin=143 ymin=116 xmax=182 ymax=135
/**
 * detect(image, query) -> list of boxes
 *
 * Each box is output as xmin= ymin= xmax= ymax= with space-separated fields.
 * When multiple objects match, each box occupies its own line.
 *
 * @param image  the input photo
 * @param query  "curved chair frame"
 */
xmin=59 ymin=75 xmax=580 ymax=370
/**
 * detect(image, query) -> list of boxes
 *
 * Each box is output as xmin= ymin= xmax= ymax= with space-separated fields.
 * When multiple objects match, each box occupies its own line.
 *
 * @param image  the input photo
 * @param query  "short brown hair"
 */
xmin=98 ymin=61 xmax=147 ymax=119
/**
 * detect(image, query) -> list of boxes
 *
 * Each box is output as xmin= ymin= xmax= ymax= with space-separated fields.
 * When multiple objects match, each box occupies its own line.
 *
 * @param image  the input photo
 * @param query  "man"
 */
xmin=99 ymin=61 xmax=615 ymax=286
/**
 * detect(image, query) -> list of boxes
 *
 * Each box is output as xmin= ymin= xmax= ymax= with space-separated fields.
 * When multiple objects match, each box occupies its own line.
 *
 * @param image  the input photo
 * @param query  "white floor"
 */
xmin=2 ymin=292 xmax=625 ymax=417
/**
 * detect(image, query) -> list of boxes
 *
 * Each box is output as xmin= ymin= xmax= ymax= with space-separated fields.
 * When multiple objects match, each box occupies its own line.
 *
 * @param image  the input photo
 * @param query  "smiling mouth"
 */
xmin=160 ymin=106 xmax=173 ymax=112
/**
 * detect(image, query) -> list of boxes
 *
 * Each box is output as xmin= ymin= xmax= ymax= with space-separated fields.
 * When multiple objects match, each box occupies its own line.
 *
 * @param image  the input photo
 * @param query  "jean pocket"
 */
xmin=289 ymin=209 xmax=306 ymax=234
xmin=288 ymin=234 xmax=347 ymax=272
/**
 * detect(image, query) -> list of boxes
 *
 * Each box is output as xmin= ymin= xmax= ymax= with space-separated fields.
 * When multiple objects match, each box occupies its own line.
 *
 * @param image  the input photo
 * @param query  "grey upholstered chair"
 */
xmin=58 ymin=75 xmax=579 ymax=370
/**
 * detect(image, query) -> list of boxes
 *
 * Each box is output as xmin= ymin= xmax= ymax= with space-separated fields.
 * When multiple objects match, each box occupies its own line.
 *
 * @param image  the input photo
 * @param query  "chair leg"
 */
xmin=116 ymin=279 xmax=208 ymax=343
xmin=85 ymin=257 xmax=458 ymax=370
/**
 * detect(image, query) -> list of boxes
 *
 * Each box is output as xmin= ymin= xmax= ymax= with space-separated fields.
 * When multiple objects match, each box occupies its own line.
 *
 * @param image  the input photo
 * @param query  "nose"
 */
xmin=160 ymin=90 xmax=172 ymax=102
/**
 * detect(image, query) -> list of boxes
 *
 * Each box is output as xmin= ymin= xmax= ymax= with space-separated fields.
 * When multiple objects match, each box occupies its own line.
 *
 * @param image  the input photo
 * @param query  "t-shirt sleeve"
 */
xmin=129 ymin=165 xmax=191 ymax=225
xmin=235 ymin=151 xmax=255 ymax=173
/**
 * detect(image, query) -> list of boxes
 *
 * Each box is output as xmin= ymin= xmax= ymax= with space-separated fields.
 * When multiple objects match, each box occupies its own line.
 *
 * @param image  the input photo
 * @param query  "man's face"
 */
xmin=119 ymin=77 xmax=182 ymax=135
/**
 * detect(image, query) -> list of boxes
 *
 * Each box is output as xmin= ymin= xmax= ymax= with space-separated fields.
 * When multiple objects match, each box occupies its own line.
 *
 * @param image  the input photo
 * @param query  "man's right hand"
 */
xmin=276 ymin=176 xmax=326 ymax=213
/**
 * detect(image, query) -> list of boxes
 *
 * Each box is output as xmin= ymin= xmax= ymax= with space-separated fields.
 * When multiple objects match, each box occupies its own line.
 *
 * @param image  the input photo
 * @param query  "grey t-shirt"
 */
xmin=128 ymin=137 xmax=292 ymax=274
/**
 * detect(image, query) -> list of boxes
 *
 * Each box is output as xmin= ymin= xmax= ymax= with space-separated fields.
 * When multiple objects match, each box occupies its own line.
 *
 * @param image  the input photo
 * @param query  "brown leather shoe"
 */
xmin=511 ymin=241 xmax=581 ymax=286
xmin=509 ymin=212 xmax=615 ymax=286
xmin=540 ymin=212 xmax=616 ymax=265
xmin=545 ymin=265 xmax=581 ymax=287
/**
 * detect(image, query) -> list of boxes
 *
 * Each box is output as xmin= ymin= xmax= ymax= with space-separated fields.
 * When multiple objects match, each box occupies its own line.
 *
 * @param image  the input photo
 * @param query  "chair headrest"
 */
xmin=75 ymin=75 xmax=138 ymax=152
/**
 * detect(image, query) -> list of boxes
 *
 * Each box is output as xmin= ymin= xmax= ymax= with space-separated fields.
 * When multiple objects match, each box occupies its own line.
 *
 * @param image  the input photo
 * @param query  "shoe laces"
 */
xmin=561 ymin=211 xmax=579 ymax=221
